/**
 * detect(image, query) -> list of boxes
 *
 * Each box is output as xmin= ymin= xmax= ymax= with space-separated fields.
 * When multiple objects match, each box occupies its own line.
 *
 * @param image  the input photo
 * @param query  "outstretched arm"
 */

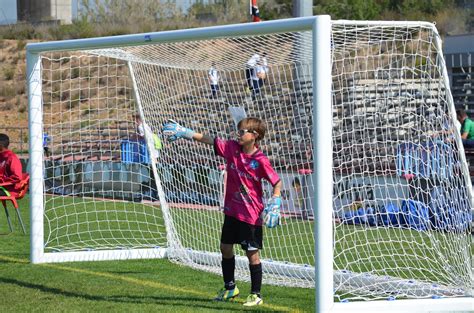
xmin=193 ymin=133 xmax=214 ymax=145
xmin=162 ymin=119 xmax=214 ymax=145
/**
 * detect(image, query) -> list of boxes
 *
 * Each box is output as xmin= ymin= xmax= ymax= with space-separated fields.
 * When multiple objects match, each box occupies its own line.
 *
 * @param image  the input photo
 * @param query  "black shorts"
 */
xmin=221 ymin=215 xmax=263 ymax=251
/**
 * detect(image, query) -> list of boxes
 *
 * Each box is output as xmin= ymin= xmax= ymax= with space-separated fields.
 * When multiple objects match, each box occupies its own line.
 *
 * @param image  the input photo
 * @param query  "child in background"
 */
xmin=208 ymin=62 xmax=219 ymax=99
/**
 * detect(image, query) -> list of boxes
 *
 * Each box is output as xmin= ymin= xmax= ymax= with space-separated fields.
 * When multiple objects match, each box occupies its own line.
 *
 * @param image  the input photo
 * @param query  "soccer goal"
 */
xmin=27 ymin=16 xmax=473 ymax=311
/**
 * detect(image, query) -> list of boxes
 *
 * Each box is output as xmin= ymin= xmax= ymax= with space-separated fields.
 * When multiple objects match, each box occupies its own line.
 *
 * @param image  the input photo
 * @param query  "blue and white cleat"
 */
xmin=214 ymin=286 xmax=240 ymax=302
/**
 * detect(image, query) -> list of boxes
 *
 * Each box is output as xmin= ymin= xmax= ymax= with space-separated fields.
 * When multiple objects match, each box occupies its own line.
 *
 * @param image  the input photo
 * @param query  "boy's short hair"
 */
xmin=456 ymin=109 xmax=467 ymax=118
xmin=238 ymin=117 xmax=266 ymax=141
xmin=0 ymin=133 xmax=10 ymax=148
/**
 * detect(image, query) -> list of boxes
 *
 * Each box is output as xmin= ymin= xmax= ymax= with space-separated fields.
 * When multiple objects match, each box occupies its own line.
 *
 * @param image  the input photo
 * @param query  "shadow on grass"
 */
xmin=0 ymin=277 xmax=265 ymax=311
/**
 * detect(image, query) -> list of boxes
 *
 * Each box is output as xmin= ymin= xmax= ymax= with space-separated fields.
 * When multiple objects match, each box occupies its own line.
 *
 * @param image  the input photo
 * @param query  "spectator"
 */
xmin=134 ymin=113 xmax=161 ymax=161
xmin=134 ymin=114 xmax=161 ymax=201
xmin=456 ymin=109 xmax=474 ymax=148
xmin=251 ymin=60 xmax=266 ymax=100
xmin=0 ymin=133 xmax=23 ymax=198
xmin=292 ymin=177 xmax=306 ymax=220
xmin=162 ymin=117 xmax=282 ymax=307
xmin=245 ymin=52 xmax=260 ymax=91
xmin=43 ymin=132 xmax=51 ymax=157
xmin=208 ymin=62 xmax=219 ymax=99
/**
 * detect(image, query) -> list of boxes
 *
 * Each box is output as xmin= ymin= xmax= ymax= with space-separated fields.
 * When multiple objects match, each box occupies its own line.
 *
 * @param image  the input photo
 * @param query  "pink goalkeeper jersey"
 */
xmin=214 ymin=138 xmax=280 ymax=225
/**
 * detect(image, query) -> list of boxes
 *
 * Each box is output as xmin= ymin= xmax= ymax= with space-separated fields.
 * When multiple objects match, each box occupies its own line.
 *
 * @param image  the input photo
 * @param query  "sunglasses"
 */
xmin=237 ymin=129 xmax=257 ymax=136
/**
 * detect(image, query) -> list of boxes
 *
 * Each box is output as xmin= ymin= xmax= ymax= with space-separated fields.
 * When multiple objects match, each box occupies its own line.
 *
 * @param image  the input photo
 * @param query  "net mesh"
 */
xmin=38 ymin=21 xmax=472 ymax=301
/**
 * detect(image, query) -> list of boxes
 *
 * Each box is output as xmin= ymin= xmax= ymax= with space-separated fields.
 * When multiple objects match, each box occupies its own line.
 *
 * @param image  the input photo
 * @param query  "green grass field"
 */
xmin=0 ymin=195 xmax=315 ymax=312
xmin=45 ymin=194 xmax=471 ymax=288
xmin=1 ymin=195 xmax=471 ymax=312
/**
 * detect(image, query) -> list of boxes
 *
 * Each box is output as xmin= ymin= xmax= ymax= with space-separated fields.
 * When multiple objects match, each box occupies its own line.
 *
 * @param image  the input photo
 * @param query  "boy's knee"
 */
xmin=246 ymin=250 xmax=260 ymax=265
xmin=220 ymin=244 xmax=233 ymax=258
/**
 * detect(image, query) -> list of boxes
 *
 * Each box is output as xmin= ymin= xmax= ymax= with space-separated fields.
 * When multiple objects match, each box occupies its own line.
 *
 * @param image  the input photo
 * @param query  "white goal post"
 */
xmin=27 ymin=16 xmax=473 ymax=312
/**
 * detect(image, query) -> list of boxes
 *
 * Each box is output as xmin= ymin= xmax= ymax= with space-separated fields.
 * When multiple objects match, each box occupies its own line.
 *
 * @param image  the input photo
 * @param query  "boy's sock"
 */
xmin=249 ymin=263 xmax=262 ymax=296
xmin=222 ymin=256 xmax=236 ymax=290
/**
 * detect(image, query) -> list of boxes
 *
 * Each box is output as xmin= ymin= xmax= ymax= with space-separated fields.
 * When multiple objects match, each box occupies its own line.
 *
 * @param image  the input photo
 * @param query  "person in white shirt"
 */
xmin=209 ymin=62 xmax=219 ymax=99
xmin=134 ymin=113 xmax=161 ymax=201
xmin=251 ymin=61 xmax=266 ymax=99
xmin=245 ymin=53 xmax=260 ymax=91
xmin=135 ymin=114 xmax=160 ymax=161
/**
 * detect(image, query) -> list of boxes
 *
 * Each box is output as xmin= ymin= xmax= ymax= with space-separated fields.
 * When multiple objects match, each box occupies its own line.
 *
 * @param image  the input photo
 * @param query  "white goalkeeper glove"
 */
xmin=262 ymin=196 xmax=282 ymax=228
xmin=162 ymin=119 xmax=195 ymax=142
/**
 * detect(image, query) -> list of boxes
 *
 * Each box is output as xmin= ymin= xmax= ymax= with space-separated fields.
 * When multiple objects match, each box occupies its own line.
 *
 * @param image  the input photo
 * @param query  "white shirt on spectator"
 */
xmin=209 ymin=67 xmax=219 ymax=85
xmin=246 ymin=54 xmax=260 ymax=67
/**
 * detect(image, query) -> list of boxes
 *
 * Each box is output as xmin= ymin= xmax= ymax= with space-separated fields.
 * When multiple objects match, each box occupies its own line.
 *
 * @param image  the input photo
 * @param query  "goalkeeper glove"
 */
xmin=162 ymin=119 xmax=195 ymax=142
xmin=262 ymin=196 xmax=282 ymax=228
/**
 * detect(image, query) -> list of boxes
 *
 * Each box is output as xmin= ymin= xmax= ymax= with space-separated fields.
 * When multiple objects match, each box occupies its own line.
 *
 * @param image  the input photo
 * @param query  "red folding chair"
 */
xmin=0 ymin=173 xmax=29 ymax=234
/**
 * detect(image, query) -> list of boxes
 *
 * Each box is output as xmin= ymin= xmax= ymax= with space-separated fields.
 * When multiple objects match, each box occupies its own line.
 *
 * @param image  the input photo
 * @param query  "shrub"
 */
xmin=16 ymin=40 xmax=26 ymax=51
xmin=18 ymin=103 xmax=27 ymax=113
xmin=16 ymin=83 xmax=25 ymax=94
xmin=0 ymin=23 xmax=36 ymax=40
xmin=60 ymin=90 xmax=70 ymax=101
xmin=80 ymin=120 xmax=91 ymax=128
xmin=3 ymin=67 xmax=15 ymax=80
xmin=1 ymin=101 xmax=13 ymax=110
xmin=68 ymin=91 xmax=81 ymax=109
xmin=12 ymin=53 xmax=21 ymax=64
xmin=71 ymin=67 xmax=80 ymax=79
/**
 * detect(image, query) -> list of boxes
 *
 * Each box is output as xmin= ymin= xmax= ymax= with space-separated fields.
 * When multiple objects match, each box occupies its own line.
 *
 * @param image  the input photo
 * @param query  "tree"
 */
xmin=314 ymin=0 xmax=385 ymax=20
xmin=260 ymin=0 xmax=293 ymax=20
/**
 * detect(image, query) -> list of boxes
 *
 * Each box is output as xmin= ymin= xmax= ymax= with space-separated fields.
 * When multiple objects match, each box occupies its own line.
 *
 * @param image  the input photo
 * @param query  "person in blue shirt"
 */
xmin=43 ymin=133 xmax=51 ymax=157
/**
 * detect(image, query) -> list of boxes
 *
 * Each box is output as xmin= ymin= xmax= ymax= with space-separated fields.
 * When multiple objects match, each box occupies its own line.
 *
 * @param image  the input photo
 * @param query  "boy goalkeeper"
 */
xmin=163 ymin=117 xmax=282 ymax=307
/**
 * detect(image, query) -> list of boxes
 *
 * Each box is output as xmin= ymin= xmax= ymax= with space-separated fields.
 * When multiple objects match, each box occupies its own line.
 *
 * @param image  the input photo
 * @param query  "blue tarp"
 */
xmin=379 ymin=202 xmax=403 ymax=227
xmin=343 ymin=197 xmax=470 ymax=232
xmin=396 ymin=141 xmax=455 ymax=179
xmin=343 ymin=207 xmax=376 ymax=226
xmin=121 ymin=139 xmax=150 ymax=164
xmin=343 ymin=200 xmax=429 ymax=230
xmin=402 ymin=200 xmax=430 ymax=231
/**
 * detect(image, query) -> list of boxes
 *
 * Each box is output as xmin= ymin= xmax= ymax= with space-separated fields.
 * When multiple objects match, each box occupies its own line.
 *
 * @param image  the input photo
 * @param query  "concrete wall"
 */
xmin=17 ymin=0 xmax=72 ymax=24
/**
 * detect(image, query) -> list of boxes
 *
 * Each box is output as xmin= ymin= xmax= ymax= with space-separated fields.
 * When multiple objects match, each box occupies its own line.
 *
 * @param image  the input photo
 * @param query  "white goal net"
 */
xmin=28 ymin=18 xmax=472 ymax=303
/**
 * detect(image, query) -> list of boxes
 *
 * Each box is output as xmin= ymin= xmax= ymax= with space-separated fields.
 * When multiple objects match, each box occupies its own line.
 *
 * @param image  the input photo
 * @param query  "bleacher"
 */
xmin=48 ymin=64 xmax=473 ymax=185
xmin=50 ymin=122 xmax=133 ymax=162
xmin=450 ymin=70 xmax=474 ymax=179
xmin=452 ymin=72 xmax=474 ymax=113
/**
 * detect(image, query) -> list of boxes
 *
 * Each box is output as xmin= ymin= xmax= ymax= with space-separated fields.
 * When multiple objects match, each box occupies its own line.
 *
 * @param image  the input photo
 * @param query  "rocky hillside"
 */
xmin=0 ymin=39 xmax=30 ymax=153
